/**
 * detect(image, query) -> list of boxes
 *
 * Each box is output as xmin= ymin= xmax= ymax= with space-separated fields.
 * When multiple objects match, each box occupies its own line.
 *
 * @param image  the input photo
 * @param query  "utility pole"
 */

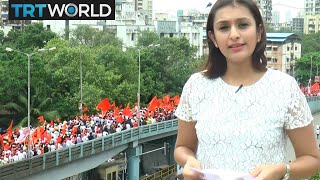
xmin=80 ymin=46 xmax=83 ymax=116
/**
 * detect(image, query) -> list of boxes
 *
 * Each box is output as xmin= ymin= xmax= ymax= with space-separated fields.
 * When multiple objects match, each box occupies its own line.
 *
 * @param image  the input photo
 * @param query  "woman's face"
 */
xmin=209 ymin=4 xmax=262 ymax=64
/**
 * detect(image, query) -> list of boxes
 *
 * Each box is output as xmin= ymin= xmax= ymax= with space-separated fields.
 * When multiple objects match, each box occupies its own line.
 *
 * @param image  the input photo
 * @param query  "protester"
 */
xmin=0 ymin=99 xmax=178 ymax=164
xmin=174 ymin=0 xmax=320 ymax=179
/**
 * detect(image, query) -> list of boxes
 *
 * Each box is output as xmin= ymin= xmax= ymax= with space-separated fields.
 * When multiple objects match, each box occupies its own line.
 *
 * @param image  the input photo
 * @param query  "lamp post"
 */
xmin=308 ymin=56 xmax=313 ymax=94
xmin=137 ymin=44 xmax=160 ymax=125
xmin=5 ymin=47 xmax=56 ymax=158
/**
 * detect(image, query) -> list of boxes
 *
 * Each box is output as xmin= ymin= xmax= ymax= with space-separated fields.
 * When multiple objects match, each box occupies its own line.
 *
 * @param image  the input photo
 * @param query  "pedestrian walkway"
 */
xmin=286 ymin=113 xmax=320 ymax=162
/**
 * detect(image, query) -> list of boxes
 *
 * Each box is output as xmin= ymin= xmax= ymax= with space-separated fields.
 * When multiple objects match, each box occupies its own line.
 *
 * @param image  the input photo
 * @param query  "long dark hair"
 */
xmin=203 ymin=0 xmax=267 ymax=79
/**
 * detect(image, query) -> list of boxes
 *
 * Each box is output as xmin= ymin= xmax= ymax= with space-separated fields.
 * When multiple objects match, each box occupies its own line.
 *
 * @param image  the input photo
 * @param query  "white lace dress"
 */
xmin=175 ymin=68 xmax=313 ymax=173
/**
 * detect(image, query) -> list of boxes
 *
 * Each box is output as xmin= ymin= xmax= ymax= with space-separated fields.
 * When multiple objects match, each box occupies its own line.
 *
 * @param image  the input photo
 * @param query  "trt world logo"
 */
xmin=9 ymin=0 xmax=115 ymax=20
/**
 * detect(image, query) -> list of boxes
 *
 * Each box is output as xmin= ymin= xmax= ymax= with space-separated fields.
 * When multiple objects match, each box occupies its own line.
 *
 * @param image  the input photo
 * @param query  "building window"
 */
xmin=160 ymin=33 xmax=164 ymax=37
xmin=272 ymin=47 xmax=278 ymax=51
xmin=287 ymin=47 xmax=290 ymax=51
xmin=287 ymin=58 xmax=290 ymax=62
xmin=295 ymin=46 xmax=298 ymax=50
xmin=272 ymin=57 xmax=278 ymax=63
xmin=169 ymin=33 xmax=173 ymax=37
xmin=131 ymin=33 xmax=135 ymax=41
xmin=267 ymin=57 xmax=272 ymax=61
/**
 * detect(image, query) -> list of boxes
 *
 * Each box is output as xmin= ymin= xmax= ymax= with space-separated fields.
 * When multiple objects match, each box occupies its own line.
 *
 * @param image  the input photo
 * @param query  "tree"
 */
xmin=2 ymin=89 xmax=59 ymax=127
xmin=294 ymin=52 xmax=320 ymax=85
xmin=70 ymin=25 xmax=123 ymax=47
xmin=136 ymin=31 xmax=199 ymax=104
xmin=301 ymin=32 xmax=320 ymax=54
xmin=3 ymin=23 xmax=56 ymax=52
xmin=136 ymin=29 xmax=160 ymax=47
xmin=0 ymin=30 xmax=4 ymax=45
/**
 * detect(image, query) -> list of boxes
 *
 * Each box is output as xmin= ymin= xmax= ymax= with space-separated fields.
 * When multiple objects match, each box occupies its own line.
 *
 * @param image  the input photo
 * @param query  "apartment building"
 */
xmin=304 ymin=0 xmax=320 ymax=33
xmin=266 ymin=33 xmax=301 ymax=76
xmin=255 ymin=0 xmax=273 ymax=24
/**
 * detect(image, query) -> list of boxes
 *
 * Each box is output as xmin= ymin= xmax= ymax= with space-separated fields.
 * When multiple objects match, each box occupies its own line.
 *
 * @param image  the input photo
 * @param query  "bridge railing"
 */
xmin=0 ymin=120 xmax=178 ymax=179
xmin=306 ymin=96 xmax=320 ymax=102
xmin=0 ymin=97 xmax=318 ymax=179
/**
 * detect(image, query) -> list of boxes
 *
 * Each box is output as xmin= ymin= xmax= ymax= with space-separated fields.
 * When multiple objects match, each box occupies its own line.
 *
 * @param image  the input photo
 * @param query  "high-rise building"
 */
xmin=0 ymin=0 xmax=9 ymax=27
xmin=292 ymin=18 xmax=304 ymax=33
xmin=304 ymin=0 xmax=320 ymax=33
xmin=255 ymin=0 xmax=273 ymax=24
xmin=0 ymin=0 xmax=31 ymax=34
xmin=272 ymin=10 xmax=280 ymax=25
xmin=135 ymin=0 xmax=153 ymax=25
xmin=305 ymin=0 xmax=320 ymax=15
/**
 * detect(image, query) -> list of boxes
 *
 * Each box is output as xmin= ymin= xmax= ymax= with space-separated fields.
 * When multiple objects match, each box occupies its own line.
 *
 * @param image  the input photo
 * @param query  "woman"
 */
xmin=174 ymin=0 xmax=320 ymax=179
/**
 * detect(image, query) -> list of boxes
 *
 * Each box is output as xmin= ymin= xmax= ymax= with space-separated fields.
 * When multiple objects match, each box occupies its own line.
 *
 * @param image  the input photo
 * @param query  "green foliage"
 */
xmin=301 ymin=32 xmax=320 ymax=54
xmin=0 ymin=26 xmax=200 ymax=127
xmin=3 ymin=23 xmax=56 ymax=52
xmin=70 ymin=25 xmax=123 ymax=47
xmin=310 ymin=172 xmax=320 ymax=180
xmin=265 ymin=24 xmax=294 ymax=33
xmin=294 ymin=52 xmax=320 ymax=85
xmin=137 ymin=29 xmax=160 ymax=47
xmin=0 ymin=30 xmax=4 ymax=45
xmin=2 ymin=89 xmax=59 ymax=128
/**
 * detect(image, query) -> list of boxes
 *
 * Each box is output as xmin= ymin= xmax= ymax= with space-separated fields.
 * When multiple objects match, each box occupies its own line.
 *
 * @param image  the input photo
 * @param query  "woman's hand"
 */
xmin=182 ymin=156 xmax=203 ymax=180
xmin=250 ymin=164 xmax=287 ymax=180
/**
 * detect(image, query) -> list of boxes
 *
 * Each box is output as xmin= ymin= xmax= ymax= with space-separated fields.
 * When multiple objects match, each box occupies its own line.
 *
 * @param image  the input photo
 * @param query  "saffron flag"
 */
xmin=7 ymin=120 xmax=13 ymax=137
xmin=171 ymin=95 xmax=180 ymax=106
xmin=111 ymin=102 xmax=116 ymax=109
xmin=147 ymin=96 xmax=158 ymax=111
xmin=38 ymin=116 xmax=45 ymax=123
xmin=122 ymin=103 xmax=132 ymax=117
xmin=96 ymin=98 xmax=111 ymax=117
xmin=163 ymin=94 xmax=170 ymax=104
xmin=83 ymin=106 xmax=89 ymax=112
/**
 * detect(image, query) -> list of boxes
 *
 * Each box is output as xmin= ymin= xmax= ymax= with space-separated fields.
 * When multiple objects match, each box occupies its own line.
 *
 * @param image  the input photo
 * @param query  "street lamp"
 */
xmin=308 ymin=56 xmax=313 ymax=94
xmin=137 ymin=44 xmax=160 ymax=125
xmin=5 ymin=46 xmax=56 ymax=158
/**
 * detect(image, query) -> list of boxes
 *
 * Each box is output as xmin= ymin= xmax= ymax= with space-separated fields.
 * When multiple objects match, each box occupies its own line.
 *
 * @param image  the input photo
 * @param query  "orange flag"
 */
xmin=38 ymin=116 xmax=45 ymax=123
xmin=96 ymin=98 xmax=111 ymax=117
xmin=116 ymin=116 xmax=124 ymax=123
xmin=7 ymin=120 xmax=13 ymax=137
xmin=111 ymin=102 xmax=116 ymax=110
xmin=171 ymin=95 xmax=180 ymax=106
xmin=114 ymin=107 xmax=119 ymax=116
xmin=72 ymin=126 xmax=78 ymax=136
xmin=122 ymin=103 xmax=132 ymax=117
xmin=158 ymin=99 xmax=164 ymax=109
xmin=83 ymin=106 xmax=88 ymax=112
xmin=147 ymin=96 xmax=158 ymax=111
xmin=61 ymin=123 xmax=67 ymax=135
xmin=83 ymin=113 xmax=89 ymax=121
xmin=163 ymin=94 xmax=170 ymax=104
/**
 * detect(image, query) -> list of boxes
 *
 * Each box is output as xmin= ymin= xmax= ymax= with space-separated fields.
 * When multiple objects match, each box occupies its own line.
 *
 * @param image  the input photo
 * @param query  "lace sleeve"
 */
xmin=175 ymin=74 xmax=196 ymax=122
xmin=285 ymin=77 xmax=313 ymax=129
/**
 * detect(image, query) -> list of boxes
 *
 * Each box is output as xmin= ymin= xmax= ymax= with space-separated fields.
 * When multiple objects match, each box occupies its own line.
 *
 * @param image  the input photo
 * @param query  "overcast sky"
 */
xmin=153 ymin=0 xmax=304 ymax=23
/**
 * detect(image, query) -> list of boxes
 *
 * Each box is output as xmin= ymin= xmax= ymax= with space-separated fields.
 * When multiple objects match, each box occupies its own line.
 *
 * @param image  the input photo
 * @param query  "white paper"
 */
xmin=191 ymin=168 xmax=255 ymax=180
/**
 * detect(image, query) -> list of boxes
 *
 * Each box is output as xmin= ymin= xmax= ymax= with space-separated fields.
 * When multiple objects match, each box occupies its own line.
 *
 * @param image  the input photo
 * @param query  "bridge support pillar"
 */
xmin=167 ymin=135 xmax=176 ymax=165
xmin=127 ymin=145 xmax=142 ymax=180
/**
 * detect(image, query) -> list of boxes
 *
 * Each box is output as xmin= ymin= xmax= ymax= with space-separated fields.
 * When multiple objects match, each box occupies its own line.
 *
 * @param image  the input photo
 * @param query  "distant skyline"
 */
xmin=153 ymin=0 xmax=304 ymax=23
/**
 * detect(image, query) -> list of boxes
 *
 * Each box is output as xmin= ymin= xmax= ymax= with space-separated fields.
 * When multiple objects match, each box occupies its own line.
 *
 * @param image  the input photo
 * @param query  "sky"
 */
xmin=153 ymin=0 xmax=304 ymax=23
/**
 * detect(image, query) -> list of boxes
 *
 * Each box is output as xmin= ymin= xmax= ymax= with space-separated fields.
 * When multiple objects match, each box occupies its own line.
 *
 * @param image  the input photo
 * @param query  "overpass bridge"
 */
xmin=0 ymin=96 xmax=319 ymax=180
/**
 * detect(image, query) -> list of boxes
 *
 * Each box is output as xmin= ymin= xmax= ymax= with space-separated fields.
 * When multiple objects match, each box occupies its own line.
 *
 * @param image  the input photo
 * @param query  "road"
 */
xmin=286 ymin=112 xmax=320 ymax=162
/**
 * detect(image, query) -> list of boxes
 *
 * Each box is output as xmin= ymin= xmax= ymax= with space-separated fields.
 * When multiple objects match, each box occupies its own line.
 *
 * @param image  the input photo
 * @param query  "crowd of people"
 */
xmin=0 ymin=95 xmax=179 ymax=164
xmin=300 ymin=82 xmax=320 ymax=97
